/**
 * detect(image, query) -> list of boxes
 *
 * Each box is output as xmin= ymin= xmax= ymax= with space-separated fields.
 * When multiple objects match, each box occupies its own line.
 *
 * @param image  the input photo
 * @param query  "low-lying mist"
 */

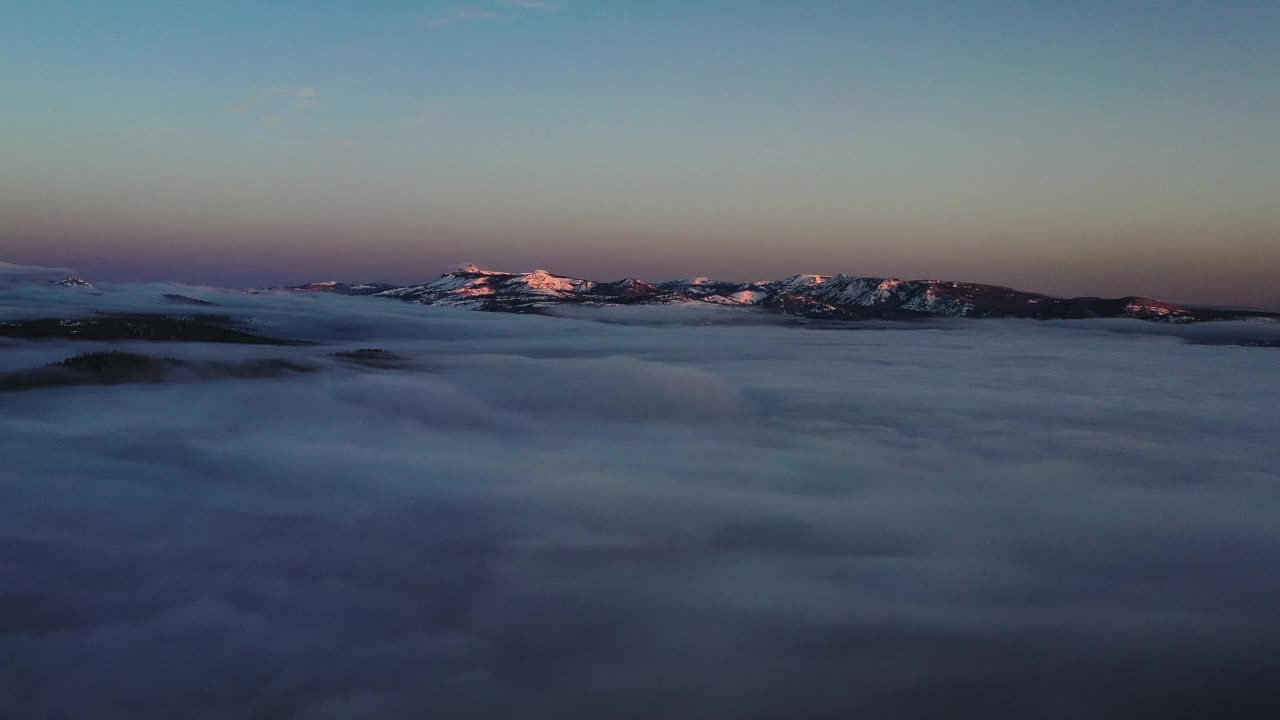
xmin=2 ymin=283 xmax=1279 ymax=718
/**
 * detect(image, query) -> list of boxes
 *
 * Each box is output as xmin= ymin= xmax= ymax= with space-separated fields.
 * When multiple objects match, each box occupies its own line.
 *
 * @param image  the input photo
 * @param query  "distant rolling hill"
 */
xmin=292 ymin=264 xmax=1279 ymax=324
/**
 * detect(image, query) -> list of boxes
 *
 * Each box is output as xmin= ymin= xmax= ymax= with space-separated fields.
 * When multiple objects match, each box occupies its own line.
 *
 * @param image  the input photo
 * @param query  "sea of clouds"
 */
xmin=2 ymin=281 xmax=1279 ymax=719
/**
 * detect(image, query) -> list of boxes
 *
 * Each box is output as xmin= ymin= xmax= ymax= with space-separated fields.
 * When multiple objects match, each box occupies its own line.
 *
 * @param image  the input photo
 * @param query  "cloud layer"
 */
xmin=423 ymin=0 xmax=559 ymax=29
xmin=2 ymin=283 xmax=1279 ymax=718
xmin=227 ymin=87 xmax=320 ymax=127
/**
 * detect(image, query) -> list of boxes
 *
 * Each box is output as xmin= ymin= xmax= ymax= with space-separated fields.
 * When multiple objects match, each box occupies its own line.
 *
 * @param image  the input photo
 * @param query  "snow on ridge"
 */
xmin=705 ymin=290 xmax=769 ymax=306
xmin=289 ymin=264 xmax=1274 ymax=323
xmin=514 ymin=269 xmax=593 ymax=293
xmin=778 ymin=273 xmax=830 ymax=291
xmin=55 ymin=277 xmax=99 ymax=292
xmin=454 ymin=264 xmax=511 ymax=276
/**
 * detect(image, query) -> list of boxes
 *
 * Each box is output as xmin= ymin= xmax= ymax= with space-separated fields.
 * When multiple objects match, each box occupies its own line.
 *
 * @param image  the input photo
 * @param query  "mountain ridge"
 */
xmin=291 ymin=266 xmax=1279 ymax=323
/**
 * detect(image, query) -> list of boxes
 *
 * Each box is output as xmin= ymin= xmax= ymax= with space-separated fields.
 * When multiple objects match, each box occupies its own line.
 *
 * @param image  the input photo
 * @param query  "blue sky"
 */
xmin=2 ymin=1 xmax=1278 ymax=304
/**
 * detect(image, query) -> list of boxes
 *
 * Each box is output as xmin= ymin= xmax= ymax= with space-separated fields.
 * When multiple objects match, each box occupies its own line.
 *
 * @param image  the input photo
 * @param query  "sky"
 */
xmin=2 ymin=1 xmax=1278 ymax=305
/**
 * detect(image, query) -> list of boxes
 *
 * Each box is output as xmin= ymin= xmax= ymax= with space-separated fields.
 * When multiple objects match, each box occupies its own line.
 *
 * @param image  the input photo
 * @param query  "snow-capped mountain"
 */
xmin=54 ymin=276 xmax=99 ymax=292
xmin=289 ymin=265 xmax=1278 ymax=323
xmin=375 ymin=265 xmax=666 ymax=311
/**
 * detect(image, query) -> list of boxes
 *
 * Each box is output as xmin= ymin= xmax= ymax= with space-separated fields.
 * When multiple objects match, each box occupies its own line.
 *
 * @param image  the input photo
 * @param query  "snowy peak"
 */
xmin=375 ymin=267 xmax=598 ymax=310
xmin=514 ymin=269 xmax=594 ymax=293
xmin=705 ymin=289 xmax=769 ymax=306
xmin=55 ymin=277 xmax=99 ymax=291
xmin=776 ymin=273 xmax=830 ymax=291
xmin=454 ymin=264 xmax=510 ymax=276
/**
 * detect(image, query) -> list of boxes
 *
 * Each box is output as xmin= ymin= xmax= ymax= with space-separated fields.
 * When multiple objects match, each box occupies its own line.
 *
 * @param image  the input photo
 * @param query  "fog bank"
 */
xmin=2 ymin=284 xmax=1279 ymax=718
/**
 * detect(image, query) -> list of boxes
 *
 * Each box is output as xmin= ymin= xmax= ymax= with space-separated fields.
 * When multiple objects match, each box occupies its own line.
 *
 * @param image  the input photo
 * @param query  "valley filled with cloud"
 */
xmin=2 ymin=283 xmax=1279 ymax=718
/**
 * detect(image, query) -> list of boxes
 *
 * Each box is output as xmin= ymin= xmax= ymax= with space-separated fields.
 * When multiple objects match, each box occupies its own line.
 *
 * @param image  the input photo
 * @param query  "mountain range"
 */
xmin=291 ymin=265 xmax=1277 ymax=323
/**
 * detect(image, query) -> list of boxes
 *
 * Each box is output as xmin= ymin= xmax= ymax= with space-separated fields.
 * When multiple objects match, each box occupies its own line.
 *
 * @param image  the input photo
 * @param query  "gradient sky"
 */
xmin=2 ymin=1 xmax=1278 ymax=305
